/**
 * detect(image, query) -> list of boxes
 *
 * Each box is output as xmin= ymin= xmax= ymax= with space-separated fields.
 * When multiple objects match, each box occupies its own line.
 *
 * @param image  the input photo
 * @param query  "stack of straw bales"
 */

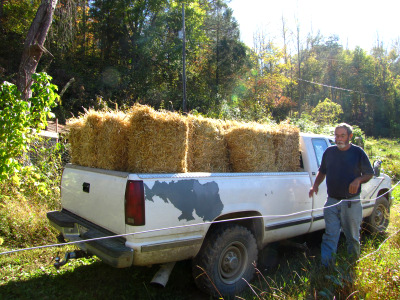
xmin=67 ymin=104 xmax=300 ymax=173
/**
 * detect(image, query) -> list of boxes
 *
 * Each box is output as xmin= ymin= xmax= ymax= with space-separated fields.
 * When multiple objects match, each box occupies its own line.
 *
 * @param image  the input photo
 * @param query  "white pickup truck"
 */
xmin=47 ymin=133 xmax=392 ymax=297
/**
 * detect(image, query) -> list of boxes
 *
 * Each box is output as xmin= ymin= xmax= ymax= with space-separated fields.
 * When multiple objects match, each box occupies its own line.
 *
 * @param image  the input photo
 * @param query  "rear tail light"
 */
xmin=125 ymin=180 xmax=145 ymax=226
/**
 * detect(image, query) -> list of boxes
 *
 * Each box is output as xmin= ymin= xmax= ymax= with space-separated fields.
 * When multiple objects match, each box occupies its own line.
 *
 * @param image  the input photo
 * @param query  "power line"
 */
xmin=296 ymin=78 xmax=382 ymax=98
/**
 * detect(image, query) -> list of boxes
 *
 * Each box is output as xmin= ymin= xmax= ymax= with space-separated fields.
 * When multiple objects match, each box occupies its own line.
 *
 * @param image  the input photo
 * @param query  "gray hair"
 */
xmin=335 ymin=123 xmax=353 ymax=135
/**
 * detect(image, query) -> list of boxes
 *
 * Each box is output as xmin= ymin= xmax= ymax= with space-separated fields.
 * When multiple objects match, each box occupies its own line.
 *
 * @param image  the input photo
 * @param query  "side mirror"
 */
xmin=373 ymin=160 xmax=382 ymax=177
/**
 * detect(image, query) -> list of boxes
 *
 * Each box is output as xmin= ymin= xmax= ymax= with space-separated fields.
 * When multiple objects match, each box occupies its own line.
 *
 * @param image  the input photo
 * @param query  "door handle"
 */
xmin=83 ymin=182 xmax=90 ymax=193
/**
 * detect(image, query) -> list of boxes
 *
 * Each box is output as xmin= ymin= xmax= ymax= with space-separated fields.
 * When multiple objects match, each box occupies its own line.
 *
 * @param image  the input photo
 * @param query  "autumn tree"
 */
xmin=240 ymin=34 xmax=293 ymax=121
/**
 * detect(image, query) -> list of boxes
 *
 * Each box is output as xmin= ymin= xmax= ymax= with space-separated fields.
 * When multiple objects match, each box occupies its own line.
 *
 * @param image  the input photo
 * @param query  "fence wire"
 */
xmin=1 ymin=181 xmax=398 ymax=257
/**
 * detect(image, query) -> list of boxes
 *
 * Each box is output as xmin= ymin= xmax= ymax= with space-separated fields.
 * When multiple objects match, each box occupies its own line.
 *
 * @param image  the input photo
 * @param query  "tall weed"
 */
xmin=365 ymin=138 xmax=400 ymax=181
xmin=355 ymin=207 xmax=400 ymax=298
xmin=0 ymin=138 xmax=64 ymax=248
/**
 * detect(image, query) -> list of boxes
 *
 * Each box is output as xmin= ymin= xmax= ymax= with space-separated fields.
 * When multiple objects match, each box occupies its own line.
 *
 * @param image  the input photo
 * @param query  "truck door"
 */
xmin=309 ymin=138 xmax=329 ymax=232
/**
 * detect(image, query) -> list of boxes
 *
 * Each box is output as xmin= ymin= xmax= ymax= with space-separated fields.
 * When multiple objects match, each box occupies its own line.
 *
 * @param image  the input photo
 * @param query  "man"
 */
xmin=309 ymin=123 xmax=374 ymax=267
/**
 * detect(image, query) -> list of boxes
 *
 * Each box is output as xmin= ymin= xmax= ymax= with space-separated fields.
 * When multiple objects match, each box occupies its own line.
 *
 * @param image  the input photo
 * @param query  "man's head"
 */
xmin=335 ymin=123 xmax=353 ymax=150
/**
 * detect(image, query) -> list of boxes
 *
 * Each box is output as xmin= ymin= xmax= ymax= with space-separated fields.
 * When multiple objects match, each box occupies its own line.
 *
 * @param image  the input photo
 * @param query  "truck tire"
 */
xmin=192 ymin=224 xmax=258 ymax=298
xmin=364 ymin=196 xmax=390 ymax=234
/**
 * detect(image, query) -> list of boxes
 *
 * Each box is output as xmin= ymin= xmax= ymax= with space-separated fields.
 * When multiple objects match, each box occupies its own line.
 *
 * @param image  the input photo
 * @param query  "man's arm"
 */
xmin=349 ymin=174 xmax=373 ymax=195
xmin=309 ymin=171 xmax=326 ymax=198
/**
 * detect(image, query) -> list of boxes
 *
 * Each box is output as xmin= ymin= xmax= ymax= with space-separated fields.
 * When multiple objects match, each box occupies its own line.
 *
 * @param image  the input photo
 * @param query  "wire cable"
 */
xmin=357 ymin=228 xmax=400 ymax=263
xmin=0 ymin=180 xmax=398 ymax=257
xmin=296 ymin=77 xmax=382 ymax=97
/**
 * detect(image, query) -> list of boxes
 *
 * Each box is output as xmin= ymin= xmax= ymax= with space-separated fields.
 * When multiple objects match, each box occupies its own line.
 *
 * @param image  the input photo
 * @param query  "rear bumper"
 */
xmin=47 ymin=210 xmax=134 ymax=268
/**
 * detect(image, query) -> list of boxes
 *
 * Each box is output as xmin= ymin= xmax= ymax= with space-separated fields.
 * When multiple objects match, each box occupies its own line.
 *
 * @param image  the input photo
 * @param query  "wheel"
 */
xmin=364 ymin=196 xmax=390 ymax=234
xmin=192 ymin=224 xmax=258 ymax=298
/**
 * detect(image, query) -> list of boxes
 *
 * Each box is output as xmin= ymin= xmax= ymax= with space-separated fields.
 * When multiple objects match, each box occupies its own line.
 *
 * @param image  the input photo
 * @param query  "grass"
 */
xmin=365 ymin=137 xmax=400 ymax=181
xmin=1 ymin=138 xmax=400 ymax=299
xmin=1 ymin=207 xmax=399 ymax=299
xmin=242 ymin=201 xmax=400 ymax=299
xmin=0 ymin=247 xmax=203 ymax=300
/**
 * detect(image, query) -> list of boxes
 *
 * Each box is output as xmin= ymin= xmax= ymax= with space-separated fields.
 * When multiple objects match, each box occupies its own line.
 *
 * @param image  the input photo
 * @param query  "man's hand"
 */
xmin=309 ymin=186 xmax=319 ymax=198
xmin=309 ymin=171 xmax=326 ymax=198
xmin=349 ymin=178 xmax=361 ymax=195
xmin=349 ymin=174 xmax=373 ymax=194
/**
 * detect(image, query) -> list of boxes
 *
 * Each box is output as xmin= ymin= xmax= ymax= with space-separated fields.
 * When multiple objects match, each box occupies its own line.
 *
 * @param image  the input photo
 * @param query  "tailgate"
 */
xmin=61 ymin=164 xmax=129 ymax=234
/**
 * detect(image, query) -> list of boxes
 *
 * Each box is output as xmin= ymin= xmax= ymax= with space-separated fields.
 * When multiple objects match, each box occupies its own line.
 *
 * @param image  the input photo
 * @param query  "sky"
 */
xmin=229 ymin=0 xmax=400 ymax=51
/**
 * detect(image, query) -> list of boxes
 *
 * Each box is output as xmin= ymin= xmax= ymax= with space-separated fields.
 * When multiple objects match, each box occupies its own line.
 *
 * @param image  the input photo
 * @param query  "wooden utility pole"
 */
xmin=16 ymin=0 xmax=58 ymax=100
xmin=182 ymin=2 xmax=187 ymax=113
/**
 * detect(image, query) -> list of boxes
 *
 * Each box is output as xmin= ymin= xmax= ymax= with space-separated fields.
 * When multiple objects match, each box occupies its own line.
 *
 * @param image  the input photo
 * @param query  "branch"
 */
xmin=59 ymin=77 xmax=75 ymax=98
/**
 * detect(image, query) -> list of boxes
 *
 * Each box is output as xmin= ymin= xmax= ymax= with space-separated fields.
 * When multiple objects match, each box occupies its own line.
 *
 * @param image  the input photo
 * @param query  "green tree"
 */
xmin=200 ymin=0 xmax=248 ymax=110
xmin=311 ymin=98 xmax=343 ymax=125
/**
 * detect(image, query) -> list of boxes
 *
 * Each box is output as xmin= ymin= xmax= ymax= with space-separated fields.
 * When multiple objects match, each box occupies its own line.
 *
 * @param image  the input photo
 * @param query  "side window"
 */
xmin=312 ymin=138 xmax=328 ymax=167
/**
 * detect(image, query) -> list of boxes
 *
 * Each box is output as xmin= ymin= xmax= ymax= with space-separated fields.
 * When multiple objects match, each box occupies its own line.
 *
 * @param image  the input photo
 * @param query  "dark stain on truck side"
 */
xmin=144 ymin=180 xmax=224 ymax=222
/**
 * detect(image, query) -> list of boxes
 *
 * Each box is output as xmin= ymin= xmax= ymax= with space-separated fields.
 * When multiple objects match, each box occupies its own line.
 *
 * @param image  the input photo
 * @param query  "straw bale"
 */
xmin=67 ymin=117 xmax=85 ymax=165
xmin=127 ymin=104 xmax=188 ymax=173
xmin=97 ymin=111 xmax=130 ymax=171
xmin=225 ymin=123 xmax=277 ymax=172
xmin=220 ymin=119 xmax=243 ymax=131
xmin=187 ymin=115 xmax=230 ymax=172
xmin=80 ymin=110 xmax=104 ymax=168
xmin=272 ymin=123 xmax=300 ymax=172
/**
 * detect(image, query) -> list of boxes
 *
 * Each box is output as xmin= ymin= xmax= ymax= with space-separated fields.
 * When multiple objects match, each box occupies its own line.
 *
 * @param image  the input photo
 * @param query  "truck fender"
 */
xmin=204 ymin=211 xmax=264 ymax=250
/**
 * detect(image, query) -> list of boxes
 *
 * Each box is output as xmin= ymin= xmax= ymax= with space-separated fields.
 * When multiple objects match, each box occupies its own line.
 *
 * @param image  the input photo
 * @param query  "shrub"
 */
xmin=0 ymin=72 xmax=59 ymax=181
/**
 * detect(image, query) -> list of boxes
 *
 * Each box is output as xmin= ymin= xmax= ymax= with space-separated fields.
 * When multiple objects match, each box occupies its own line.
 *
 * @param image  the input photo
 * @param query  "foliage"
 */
xmin=238 ymin=38 xmax=293 ymax=121
xmin=354 ymin=208 xmax=400 ymax=298
xmin=364 ymin=138 xmax=400 ymax=180
xmin=37 ymin=0 xmax=250 ymax=119
xmin=0 ymin=0 xmax=42 ymax=78
xmin=292 ymin=35 xmax=400 ymax=137
xmin=3 ymin=1 xmax=400 ymax=137
xmin=289 ymin=114 xmax=336 ymax=136
xmin=0 ymin=138 xmax=64 ymax=248
xmin=311 ymin=98 xmax=343 ymax=125
xmin=0 ymin=72 xmax=59 ymax=180
xmin=1 ymin=0 xmax=41 ymax=35
xmin=289 ymin=109 xmax=367 ymax=140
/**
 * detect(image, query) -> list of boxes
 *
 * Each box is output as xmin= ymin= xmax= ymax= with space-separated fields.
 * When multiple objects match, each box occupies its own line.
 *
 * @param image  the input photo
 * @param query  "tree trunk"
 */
xmin=16 ymin=0 xmax=58 ymax=100
xmin=0 ymin=0 xmax=4 ymax=25
xmin=82 ymin=0 xmax=87 ymax=57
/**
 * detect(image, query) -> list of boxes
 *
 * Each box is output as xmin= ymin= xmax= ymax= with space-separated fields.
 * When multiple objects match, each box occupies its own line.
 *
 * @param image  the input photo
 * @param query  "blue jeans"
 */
xmin=321 ymin=196 xmax=362 ymax=267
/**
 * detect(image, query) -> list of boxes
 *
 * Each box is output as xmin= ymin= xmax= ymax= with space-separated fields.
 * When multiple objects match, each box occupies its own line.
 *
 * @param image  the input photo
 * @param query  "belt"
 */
xmin=330 ymin=196 xmax=354 ymax=208
xmin=330 ymin=194 xmax=360 ymax=201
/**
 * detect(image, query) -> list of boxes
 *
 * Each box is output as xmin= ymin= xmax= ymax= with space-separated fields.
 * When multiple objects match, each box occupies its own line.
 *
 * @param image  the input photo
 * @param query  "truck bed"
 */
xmin=61 ymin=164 xmax=312 ymax=249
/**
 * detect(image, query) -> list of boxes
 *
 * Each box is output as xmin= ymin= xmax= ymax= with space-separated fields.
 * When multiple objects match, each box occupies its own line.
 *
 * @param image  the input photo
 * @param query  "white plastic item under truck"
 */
xmin=47 ymin=133 xmax=392 ymax=298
